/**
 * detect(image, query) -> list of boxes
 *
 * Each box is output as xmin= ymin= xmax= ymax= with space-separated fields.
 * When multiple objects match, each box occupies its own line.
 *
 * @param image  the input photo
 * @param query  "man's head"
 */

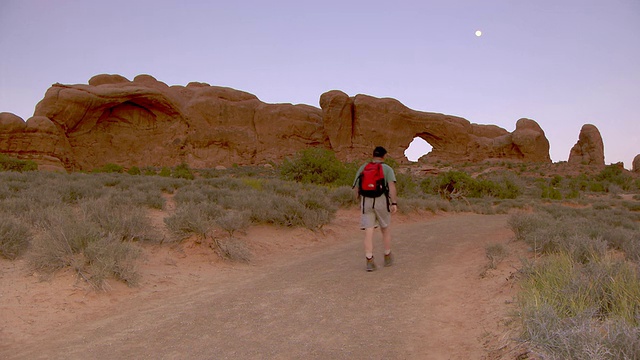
xmin=373 ymin=146 xmax=387 ymax=158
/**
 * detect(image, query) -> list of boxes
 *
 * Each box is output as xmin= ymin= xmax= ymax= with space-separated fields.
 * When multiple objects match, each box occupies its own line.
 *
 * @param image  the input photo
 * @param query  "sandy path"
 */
xmin=0 ymin=212 xmax=522 ymax=359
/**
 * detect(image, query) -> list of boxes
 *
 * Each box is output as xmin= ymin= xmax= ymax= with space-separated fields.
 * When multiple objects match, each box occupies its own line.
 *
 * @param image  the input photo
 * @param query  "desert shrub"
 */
xmin=603 ymin=228 xmax=640 ymax=262
xmin=159 ymin=166 xmax=172 ymax=177
xmin=521 ymin=304 xmax=640 ymax=359
xmin=539 ymin=184 xmax=562 ymax=200
xmin=399 ymin=196 xmax=451 ymax=214
xmin=588 ymin=180 xmax=607 ymax=192
xmin=592 ymin=201 xmax=612 ymax=210
xmin=519 ymin=253 xmax=640 ymax=358
xmin=485 ymin=243 xmax=508 ymax=269
xmin=330 ymin=186 xmax=357 ymax=207
xmin=142 ymin=166 xmax=157 ymax=176
xmin=58 ymin=176 xmax=106 ymax=204
xmin=83 ymin=235 xmax=142 ymax=288
xmin=241 ymin=178 xmax=263 ymax=191
xmin=28 ymin=209 xmax=102 ymax=273
xmin=93 ymin=163 xmax=124 ymax=173
xmin=80 ymin=198 xmax=161 ymax=242
xmin=172 ymin=163 xmax=194 ymax=180
xmin=164 ymin=203 xmax=223 ymax=240
xmin=0 ymin=154 xmax=38 ymax=172
xmin=212 ymin=237 xmax=251 ymax=262
xmin=508 ymin=212 xmax=554 ymax=242
xmin=470 ymin=201 xmax=497 ymax=215
xmin=126 ymin=187 xmax=165 ymax=209
xmin=0 ymin=214 xmax=31 ymax=259
xmin=215 ymin=210 xmax=251 ymax=237
xmin=279 ymin=148 xmax=356 ymax=186
xmin=395 ymin=172 xmax=421 ymax=198
xmin=596 ymin=164 xmax=633 ymax=191
xmin=127 ymin=166 xmax=141 ymax=175
xmin=432 ymin=171 xmax=474 ymax=198
xmin=622 ymin=201 xmax=640 ymax=212
xmin=423 ymin=171 xmax=521 ymax=199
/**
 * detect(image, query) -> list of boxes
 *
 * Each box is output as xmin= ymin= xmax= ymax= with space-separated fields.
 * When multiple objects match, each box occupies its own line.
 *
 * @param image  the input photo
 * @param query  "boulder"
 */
xmin=568 ymin=124 xmax=605 ymax=165
xmin=633 ymin=154 xmax=640 ymax=173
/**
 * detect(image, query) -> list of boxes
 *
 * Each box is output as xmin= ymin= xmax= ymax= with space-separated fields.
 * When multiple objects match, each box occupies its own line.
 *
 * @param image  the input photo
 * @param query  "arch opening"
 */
xmin=404 ymin=136 xmax=433 ymax=162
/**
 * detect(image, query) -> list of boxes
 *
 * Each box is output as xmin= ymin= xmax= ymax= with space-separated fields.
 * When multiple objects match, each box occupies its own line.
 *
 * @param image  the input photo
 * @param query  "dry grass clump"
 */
xmin=0 ymin=213 xmax=31 ymax=260
xmin=519 ymin=253 xmax=640 ymax=359
xmin=510 ymin=203 xmax=640 ymax=358
xmin=28 ymin=207 xmax=144 ymax=290
xmin=485 ymin=243 xmax=508 ymax=270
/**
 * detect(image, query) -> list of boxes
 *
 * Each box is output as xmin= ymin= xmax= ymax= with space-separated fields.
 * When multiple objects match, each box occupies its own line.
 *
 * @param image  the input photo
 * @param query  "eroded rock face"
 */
xmin=321 ymin=91 xmax=551 ymax=163
xmin=0 ymin=112 xmax=70 ymax=171
xmin=0 ymin=75 xmax=552 ymax=171
xmin=633 ymin=154 xmax=640 ymax=173
xmin=568 ymin=124 xmax=605 ymax=166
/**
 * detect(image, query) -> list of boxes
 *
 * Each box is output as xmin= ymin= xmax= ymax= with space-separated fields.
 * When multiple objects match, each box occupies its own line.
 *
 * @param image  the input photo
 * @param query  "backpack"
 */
xmin=358 ymin=162 xmax=387 ymax=198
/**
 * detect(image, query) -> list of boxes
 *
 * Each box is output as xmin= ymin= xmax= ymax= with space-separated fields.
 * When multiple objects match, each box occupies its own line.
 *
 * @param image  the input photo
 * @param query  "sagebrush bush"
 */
xmin=27 ymin=204 xmax=145 ymax=289
xmin=485 ymin=243 xmax=508 ymax=269
xmin=164 ymin=203 xmax=222 ymax=239
xmin=330 ymin=186 xmax=357 ymax=207
xmin=0 ymin=214 xmax=31 ymax=259
xmin=212 ymin=236 xmax=251 ymax=262
xmin=80 ymin=198 xmax=161 ymax=242
xmin=215 ymin=210 xmax=251 ymax=237
xmin=84 ymin=235 xmax=141 ymax=288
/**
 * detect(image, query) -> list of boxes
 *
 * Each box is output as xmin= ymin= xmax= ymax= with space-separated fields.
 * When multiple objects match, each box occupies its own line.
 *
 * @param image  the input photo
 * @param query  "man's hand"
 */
xmin=390 ymin=203 xmax=398 ymax=214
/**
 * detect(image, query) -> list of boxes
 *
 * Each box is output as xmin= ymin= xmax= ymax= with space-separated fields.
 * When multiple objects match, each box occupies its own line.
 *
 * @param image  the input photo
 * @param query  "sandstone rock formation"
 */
xmin=321 ymin=91 xmax=551 ymax=163
xmin=633 ymin=154 xmax=640 ymax=173
xmin=568 ymin=124 xmax=605 ymax=166
xmin=0 ymin=112 xmax=71 ymax=171
xmin=1 ymin=74 xmax=552 ymax=171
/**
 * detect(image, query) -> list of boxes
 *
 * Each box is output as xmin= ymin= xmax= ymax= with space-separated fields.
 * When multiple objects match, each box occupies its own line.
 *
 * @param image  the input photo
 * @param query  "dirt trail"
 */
xmin=0 ymin=212 xmax=523 ymax=360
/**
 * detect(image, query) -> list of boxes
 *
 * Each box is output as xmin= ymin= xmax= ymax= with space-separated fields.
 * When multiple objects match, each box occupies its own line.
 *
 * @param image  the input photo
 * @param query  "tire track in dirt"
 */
xmin=1 ymin=213 xmax=517 ymax=360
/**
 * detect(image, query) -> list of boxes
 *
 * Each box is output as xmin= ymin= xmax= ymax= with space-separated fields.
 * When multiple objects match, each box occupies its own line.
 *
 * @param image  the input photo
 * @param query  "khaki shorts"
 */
xmin=360 ymin=195 xmax=390 ymax=229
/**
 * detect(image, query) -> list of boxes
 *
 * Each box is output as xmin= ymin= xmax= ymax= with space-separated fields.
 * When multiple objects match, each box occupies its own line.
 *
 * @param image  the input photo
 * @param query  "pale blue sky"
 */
xmin=1 ymin=0 xmax=638 ymax=166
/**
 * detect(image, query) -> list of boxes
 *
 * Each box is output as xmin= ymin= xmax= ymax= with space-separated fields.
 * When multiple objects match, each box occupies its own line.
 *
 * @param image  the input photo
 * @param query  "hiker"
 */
xmin=352 ymin=146 xmax=398 ymax=272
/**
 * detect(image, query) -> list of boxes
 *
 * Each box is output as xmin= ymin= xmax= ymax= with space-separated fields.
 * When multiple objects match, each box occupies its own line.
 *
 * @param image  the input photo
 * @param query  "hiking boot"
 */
xmin=366 ymin=257 xmax=377 ymax=272
xmin=384 ymin=252 xmax=394 ymax=267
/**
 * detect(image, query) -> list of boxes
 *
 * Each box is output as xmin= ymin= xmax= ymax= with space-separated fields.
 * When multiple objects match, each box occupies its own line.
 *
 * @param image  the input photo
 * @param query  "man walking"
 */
xmin=353 ymin=146 xmax=398 ymax=271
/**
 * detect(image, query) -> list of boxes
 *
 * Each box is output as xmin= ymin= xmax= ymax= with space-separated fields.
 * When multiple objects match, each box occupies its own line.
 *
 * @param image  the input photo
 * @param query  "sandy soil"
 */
xmin=0 ymin=209 xmax=530 ymax=359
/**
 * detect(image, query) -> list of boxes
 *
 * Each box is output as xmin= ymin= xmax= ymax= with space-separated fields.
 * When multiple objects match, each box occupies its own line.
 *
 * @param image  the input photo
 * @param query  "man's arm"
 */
xmin=388 ymin=181 xmax=398 ymax=214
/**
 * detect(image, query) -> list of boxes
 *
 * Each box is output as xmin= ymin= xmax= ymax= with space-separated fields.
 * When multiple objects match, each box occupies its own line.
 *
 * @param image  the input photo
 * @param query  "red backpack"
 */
xmin=359 ymin=162 xmax=386 ymax=198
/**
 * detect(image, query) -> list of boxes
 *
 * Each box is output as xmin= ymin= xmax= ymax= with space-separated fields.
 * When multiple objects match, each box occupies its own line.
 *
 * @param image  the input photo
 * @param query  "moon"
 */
xmin=475 ymin=30 xmax=482 ymax=37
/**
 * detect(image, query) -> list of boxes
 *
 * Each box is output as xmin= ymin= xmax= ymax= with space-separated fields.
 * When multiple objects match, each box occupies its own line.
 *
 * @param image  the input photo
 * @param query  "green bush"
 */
xmin=596 ymin=164 xmax=633 ymax=190
xmin=0 ymin=154 xmax=38 ymax=172
xmin=279 ymin=148 xmax=356 ymax=186
xmin=172 ymin=163 xmax=195 ymax=180
xmin=93 ymin=163 xmax=124 ymax=173
xmin=127 ymin=166 xmax=141 ymax=175
xmin=159 ymin=166 xmax=172 ymax=177
xmin=424 ymin=171 xmax=521 ymax=199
